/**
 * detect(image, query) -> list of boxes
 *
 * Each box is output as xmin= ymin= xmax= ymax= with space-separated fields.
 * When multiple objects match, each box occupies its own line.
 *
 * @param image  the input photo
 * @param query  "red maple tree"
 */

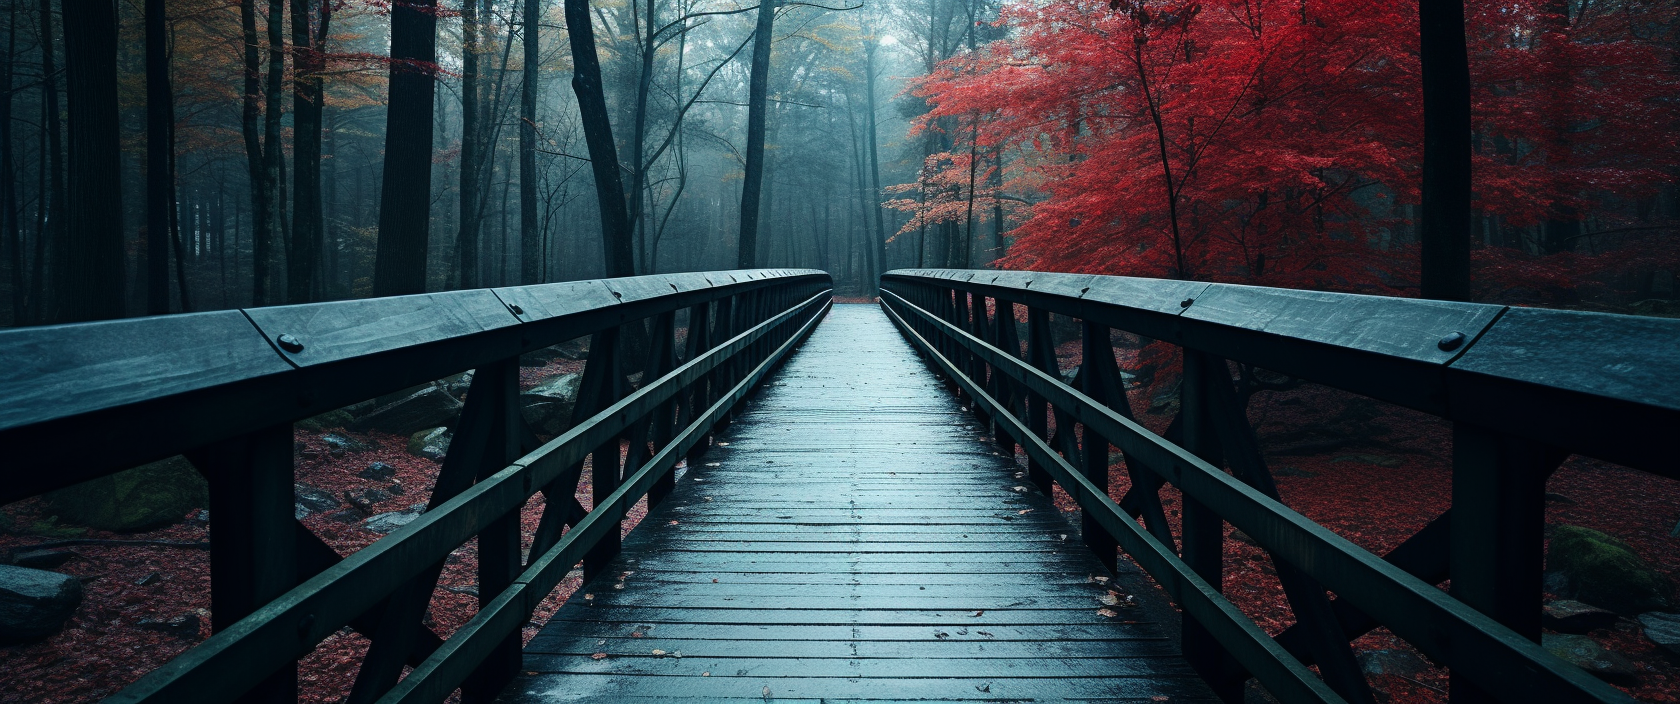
xmin=895 ymin=0 xmax=1679 ymax=297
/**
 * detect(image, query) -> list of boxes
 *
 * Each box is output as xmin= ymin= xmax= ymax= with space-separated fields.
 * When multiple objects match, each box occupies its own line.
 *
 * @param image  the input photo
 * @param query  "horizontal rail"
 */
xmin=879 ymin=295 xmax=1344 ymax=704
xmin=105 ymin=288 xmax=832 ymax=703
xmin=379 ymin=298 xmax=833 ymax=704
xmin=0 ymin=269 xmax=828 ymax=500
xmin=881 ymin=287 xmax=1629 ymax=704
xmin=882 ymin=269 xmax=1679 ymax=477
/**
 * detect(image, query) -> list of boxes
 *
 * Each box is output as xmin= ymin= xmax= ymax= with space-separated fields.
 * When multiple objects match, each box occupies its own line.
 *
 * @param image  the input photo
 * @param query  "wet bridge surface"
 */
xmin=505 ymin=305 xmax=1216 ymax=702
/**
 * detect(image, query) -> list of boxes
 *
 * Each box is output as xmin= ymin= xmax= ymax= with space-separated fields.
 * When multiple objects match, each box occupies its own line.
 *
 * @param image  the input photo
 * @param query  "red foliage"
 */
xmin=897 ymin=0 xmax=1679 ymax=296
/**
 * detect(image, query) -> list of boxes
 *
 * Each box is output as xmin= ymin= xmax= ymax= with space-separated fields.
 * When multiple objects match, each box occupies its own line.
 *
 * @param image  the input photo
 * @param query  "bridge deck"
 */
xmin=503 ymin=304 xmax=1216 ymax=702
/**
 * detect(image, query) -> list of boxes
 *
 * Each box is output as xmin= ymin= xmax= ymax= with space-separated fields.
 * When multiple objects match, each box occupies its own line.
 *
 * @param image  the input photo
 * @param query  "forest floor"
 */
xmin=3 ymin=346 xmax=1678 ymax=702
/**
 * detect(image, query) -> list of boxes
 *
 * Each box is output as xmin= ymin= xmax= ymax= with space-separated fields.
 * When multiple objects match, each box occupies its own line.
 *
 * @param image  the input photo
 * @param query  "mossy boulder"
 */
xmin=45 ymin=456 xmax=208 ymax=532
xmin=296 ymin=409 xmax=355 ymax=432
xmin=1548 ymin=525 xmax=1669 ymax=615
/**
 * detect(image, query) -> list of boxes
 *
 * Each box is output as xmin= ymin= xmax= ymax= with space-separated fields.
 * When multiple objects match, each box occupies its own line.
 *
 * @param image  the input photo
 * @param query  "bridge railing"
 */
xmin=881 ymin=268 xmax=1676 ymax=704
xmin=0 ymin=269 xmax=832 ymax=704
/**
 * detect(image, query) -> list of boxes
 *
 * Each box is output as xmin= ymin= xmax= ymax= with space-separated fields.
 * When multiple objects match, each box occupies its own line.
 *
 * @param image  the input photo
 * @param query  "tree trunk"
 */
xmin=145 ymin=0 xmax=172 ymax=314
xmin=59 ymin=0 xmax=126 ymax=322
xmin=238 ymin=0 xmax=270 ymax=305
xmin=2 ymin=8 xmax=18 ymax=325
xmin=290 ymin=0 xmax=326 ymax=303
xmin=565 ymin=0 xmax=635 ymax=278
xmin=373 ymin=0 xmax=439 ymax=295
xmin=1418 ymin=0 xmax=1472 ymax=301
xmin=519 ymin=0 xmax=540 ymax=284
xmin=457 ymin=0 xmax=482 ymax=289
xmin=35 ymin=0 xmax=64 ymax=321
xmin=864 ymin=39 xmax=884 ymax=287
xmin=736 ymin=0 xmax=776 ymax=269
xmin=263 ymin=0 xmax=285 ymax=300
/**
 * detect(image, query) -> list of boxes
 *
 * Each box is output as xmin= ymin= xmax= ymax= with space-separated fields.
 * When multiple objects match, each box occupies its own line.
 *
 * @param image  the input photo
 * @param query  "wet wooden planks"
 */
xmin=502 ymin=304 xmax=1215 ymax=702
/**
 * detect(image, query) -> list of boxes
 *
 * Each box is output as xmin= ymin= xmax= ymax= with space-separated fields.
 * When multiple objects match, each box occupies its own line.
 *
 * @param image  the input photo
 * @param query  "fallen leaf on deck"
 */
xmin=1010 ymin=486 xmax=1028 ymax=493
xmin=971 ymin=610 xmax=984 ymax=617
xmin=590 ymin=653 xmax=609 ymax=660
xmin=1097 ymin=608 xmax=1120 ymax=618
xmin=651 ymin=649 xmax=666 ymax=655
xmin=977 ymin=630 xmax=995 ymax=638
xmin=1017 ymin=509 xmax=1032 ymax=515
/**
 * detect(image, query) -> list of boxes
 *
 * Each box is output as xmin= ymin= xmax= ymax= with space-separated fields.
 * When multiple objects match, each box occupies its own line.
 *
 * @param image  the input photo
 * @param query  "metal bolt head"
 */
xmin=1437 ymin=331 xmax=1466 ymax=352
xmin=508 ymin=304 xmax=525 ymax=316
xmin=276 ymin=334 xmax=305 ymax=353
xmin=1180 ymin=298 xmax=1195 ymax=308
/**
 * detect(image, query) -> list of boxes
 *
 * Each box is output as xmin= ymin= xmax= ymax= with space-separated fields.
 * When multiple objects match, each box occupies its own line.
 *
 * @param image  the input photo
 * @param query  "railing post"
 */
xmin=1024 ymin=307 xmax=1055 ymax=494
xmin=583 ymin=325 xmax=627 ymax=581
xmin=1448 ymin=424 xmax=1558 ymax=703
xmin=683 ymin=301 xmax=715 ymax=466
xmin=1179 ymin=351 xmax=1241 ymax=703
xmin=993 ymin=299 xmax=1023 ymax=459
xmin=463 ymin=359 xmax=523 ymax=703
xmin=191 ymin=423 xmax=298 ymax=704
xmin=1078 ymin=322 xmax=1120 ymax=576
xmin=643 ymin=311 xmax=679 ymax=508
xmin=969 ymin=292 xmax=993 ymax=427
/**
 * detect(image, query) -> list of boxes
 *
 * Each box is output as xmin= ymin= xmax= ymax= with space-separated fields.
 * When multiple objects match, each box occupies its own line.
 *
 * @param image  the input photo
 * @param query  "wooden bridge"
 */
xmin=1 ymin=268 xmax=1674 ymax=703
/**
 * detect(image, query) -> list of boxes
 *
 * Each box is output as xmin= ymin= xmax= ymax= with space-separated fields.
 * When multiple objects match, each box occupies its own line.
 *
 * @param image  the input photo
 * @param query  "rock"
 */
xmin=1357 ymin=648 xmax=1429 ymax=677
xmin=296 ymin=409 xmax=355 ymax=432
xmin=520 ymin=373 xmax=584 ymax=436
xmin=321 ymin=433 xmax=370 ymax=452
xmin=1542 ymin=633 xmax=1639 ymax=685
xmin=137 ymin=614 xmax=201 ymax=639
xmin=359 ymin=462 xmax=398 ymax=480
xmin=326 ymin=510 xmax=363 ymax=524
xmin=521 ymin=340 xmax=588 ymax=366
xmin=11 ymin=550 xmax=75 ymax=570
xmin=1545 ymin=492 xmax=1576 ymax=505
xmin=0 ymin=565 xmax=83 ymax=643
xmin=1547 ymin=525 xmax=1669 ymax=614
xmin=294 ymin=484 xmax=340 ymax=519
xmin=364 ymin=505 xmax=427 ymax=534
xmin=440 ymin=371 xmax=474 ymax=396
xmin=349 ymin=386 xmax=464 ymax=436
xmin=185 ymin=509 xmax=209 ymax=527
xmin=408 ymin=427 xmax=452 ymax=461
xmin=45 ymin=456 xmax=209 ymax=532
xmin=344 ymin=487 xmax=392 ymax=511
xmin=1543 ymin=600 xmax=1620 ymax=634
xmin=135 ymin=572 xmax=161 ymax=586
xmin=1638 ymin=612 xmax=1680 ymax=657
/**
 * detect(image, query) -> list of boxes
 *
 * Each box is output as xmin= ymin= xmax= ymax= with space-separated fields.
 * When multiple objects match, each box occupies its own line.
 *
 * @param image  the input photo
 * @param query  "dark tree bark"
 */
xmin=290 ymin=0 xmax=327 ymax=303
xmin=456 ymin=0 xmax=483 ymax=289
xmin=2 ymin=8 xmax=19 ymax=325
xmin=263 ymin=0 xmax=285 ymax=299
xmin=863 ymin=37 xmax=884 ymax=287
xmin=736 ymin=0 xmax=776 ymax=269
xmin=145 ymin=0 xmax=172 ymax=314
xmin=239 ymin=0 xmax=273 ymax=305
xmin=34 ymin=0 xmax=63 ymax=322
xmin=1419 ymin=0 xmax=1472 ymax=301
xmin=519 ymin=0 xmax=540 ymax=284
xmin=564 ymin=0 xmax=635 ymax=278
xmin=372 ymin=0 xmax=440 ymax=295
xmin=59 ymin=0 xmax=125 ymax=322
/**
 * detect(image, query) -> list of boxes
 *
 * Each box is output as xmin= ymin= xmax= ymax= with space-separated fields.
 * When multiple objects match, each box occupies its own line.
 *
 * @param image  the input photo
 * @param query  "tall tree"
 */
xmin=263 ymin=0 xmax=286 ymax=298
xmin=240 ymin=0 xmax=273 ymax=305
xmin=457 ymin=0 xmax=484 ymax=288
xmin=290 ymin=0 xmax=328 ymax=302
xmin=2 ymin=6 xmax=18 ymax=325
xmin=34 ymin=0 xmax=63 ymax=321
xmin=372 ymin=0 xmax=441 ymax=295
xmin=736 ymin=0 xmax=776 ymax=269
xmin=145 ymin=0 xmax=173 ymax=314
xmin=565 ymin=0 xmax=634 ymax=278
xmin=519 ymin=0 xmax=540 ymax=284
xmin=59 ymin=0 xmax=126 ymax=322
xmin=1418 ymin=0 xmax=1472 ymax=301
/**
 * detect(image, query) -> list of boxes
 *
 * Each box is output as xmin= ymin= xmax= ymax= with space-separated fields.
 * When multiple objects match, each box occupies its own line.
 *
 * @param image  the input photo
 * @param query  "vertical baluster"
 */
xmin=1448 ymin=425 xmax=1559 ymax=703
xmin=463 ymin=359 xmax=523 ymax=703
xmin=993 ymin=299 xmax=1023 ymax=460
xmin=1178 ymin=352 xmax=1241 ymax=703
xmin=191 ymin=424 xmax=298 ymax=704
xmin=968 ymin=291 xmax=992 ymax=428
xmin=683 ymin=301 xmax=715 ymax=465
xmin=582 ymin=326 xmax=626 ymax=581
xmin=1024 ymin=307 xmax=1054 ymax=494
xmin=644 ymin=311 xmax=679 ymax=507
xmin=1078 ymin=322 xmax=1120 ymax=576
